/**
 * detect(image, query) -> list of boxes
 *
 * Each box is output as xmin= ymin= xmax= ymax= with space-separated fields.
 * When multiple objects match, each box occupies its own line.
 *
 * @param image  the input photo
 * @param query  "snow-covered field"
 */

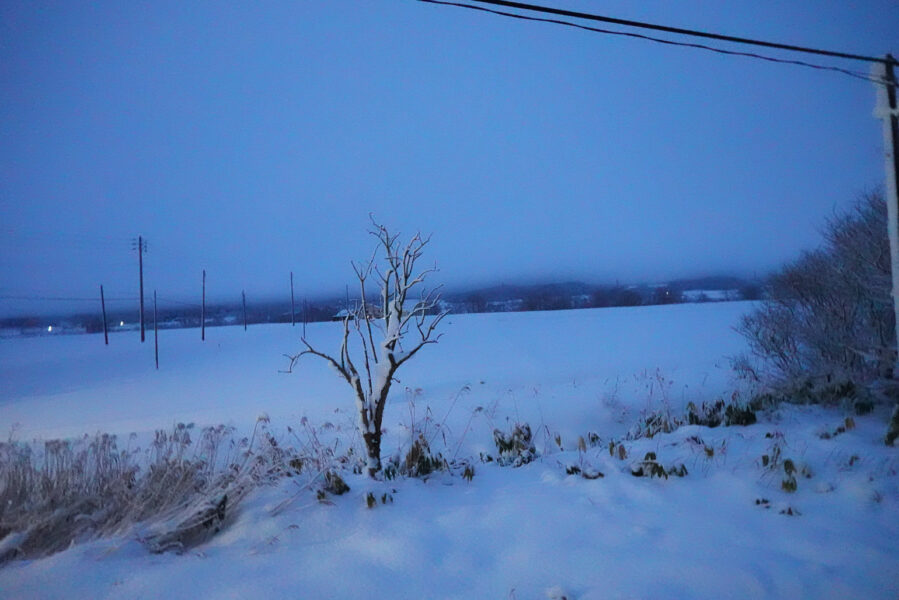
xmin=1 ymin=302 xmax=897 ymax=599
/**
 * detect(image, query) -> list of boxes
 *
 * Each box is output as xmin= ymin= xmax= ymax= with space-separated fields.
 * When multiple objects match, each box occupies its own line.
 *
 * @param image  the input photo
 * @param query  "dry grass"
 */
xmin=0 ymin=417 xmax=294 ymax=563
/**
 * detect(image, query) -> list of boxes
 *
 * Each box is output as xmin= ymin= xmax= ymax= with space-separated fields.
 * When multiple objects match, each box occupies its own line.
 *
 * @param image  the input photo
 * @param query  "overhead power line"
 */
xmin=0 ymin=294 xmax=201 ymax=308
xmin=417 ymin=0 xmax=894 ymax=84
xmin=0 ymin=295 xmax=137 ymax=303
xmin=465 ymin=0 xmax=888 ymax=63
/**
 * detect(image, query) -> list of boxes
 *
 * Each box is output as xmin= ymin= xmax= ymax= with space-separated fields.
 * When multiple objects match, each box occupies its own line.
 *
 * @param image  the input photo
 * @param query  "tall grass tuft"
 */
xmin=0 ymin=417 xmax=292 ymax=563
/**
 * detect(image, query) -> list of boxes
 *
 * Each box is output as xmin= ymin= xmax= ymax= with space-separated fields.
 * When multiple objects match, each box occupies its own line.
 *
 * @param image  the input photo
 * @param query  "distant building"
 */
xmin=332 ymin=303 xmax=383 ymax=321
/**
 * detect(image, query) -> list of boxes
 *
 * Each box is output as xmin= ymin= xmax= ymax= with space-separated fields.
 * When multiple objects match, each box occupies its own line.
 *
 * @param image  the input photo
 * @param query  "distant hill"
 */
xmin=445 ymin=281 xmax=593 ymax=303
xmin=666 ymin=276 xmax=748 ymax=292
xmin=445 ymin=276 xmax=755 ymax=303
xmin=2 ymin=275 xmax=762 ymax=335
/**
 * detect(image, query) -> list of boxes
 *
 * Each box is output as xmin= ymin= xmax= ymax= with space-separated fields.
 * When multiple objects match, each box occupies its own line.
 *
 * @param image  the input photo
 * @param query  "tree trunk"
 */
xmin=361 ymin=368 xmax=394 ymax=477
xmin=886 ymin=403 xmax=899 ymax=446
xmin=363 ymin=431 xmax=382 ymax=476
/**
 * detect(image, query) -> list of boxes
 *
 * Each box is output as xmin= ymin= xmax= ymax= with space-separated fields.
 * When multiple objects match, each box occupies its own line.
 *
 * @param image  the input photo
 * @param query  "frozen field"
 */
xmin=1 ymin=302 xmax=897 ymax=599
xmin=1 ymin=302 xmax=746 ymax=442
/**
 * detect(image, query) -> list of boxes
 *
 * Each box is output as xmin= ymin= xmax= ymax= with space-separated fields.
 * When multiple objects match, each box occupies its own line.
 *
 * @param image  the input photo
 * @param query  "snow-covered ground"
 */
xmin=1 ymin=302 xmax=897 ymax=599
xmin=0 ymin=303 xmax=745 ymax=442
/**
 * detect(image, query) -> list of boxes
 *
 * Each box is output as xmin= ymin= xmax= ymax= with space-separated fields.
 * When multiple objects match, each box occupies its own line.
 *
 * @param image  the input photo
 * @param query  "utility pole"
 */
xmin=303 ymin=296 xmax=307 ymax=338
xmin=877 ymin=54 xmax=899 ymax=374
xmin=290 ymin=271 xmax=296 ymax=326
xmin=154 ymin=290 xmax=159 ymax=370
xmin=242 ymin=290 xmax=247 ymax=331
xmin=132 ymin=236 xmax=147 ymax=342
xmin=201 ymin=269 xmax=206 ymax=341
xmin=100 ymin=284 xmax=108 ymax=345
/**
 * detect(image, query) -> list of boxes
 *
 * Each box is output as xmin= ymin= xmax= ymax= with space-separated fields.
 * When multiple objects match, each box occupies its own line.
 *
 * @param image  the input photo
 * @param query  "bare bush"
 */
xmin=286 ymin=220 xmax=446 ymax=476
xmin=736 ymin=191 xmax=895 ymax=401
xmin=0 ymin=418 xmax=291 ymax=563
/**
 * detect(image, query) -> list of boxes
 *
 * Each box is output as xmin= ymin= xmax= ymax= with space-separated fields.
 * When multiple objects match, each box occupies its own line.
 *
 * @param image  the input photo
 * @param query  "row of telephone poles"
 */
xmin=96 ymin=244 xmax=314 ymax=368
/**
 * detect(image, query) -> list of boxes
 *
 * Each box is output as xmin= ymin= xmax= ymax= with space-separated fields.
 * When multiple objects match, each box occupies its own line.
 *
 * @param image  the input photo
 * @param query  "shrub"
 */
xmin=687 ymin=400 xmax=725 ymax=427
xmin=625 ymin=398 xmax=757 ymax=441
xmin=365 ymin=491 xmax=393 ymax=508
xmin=317 ymin=471 xmax=350 ymax=500
xmin=724 ymin=404 xmax=757 ymax=426
xmin=383 ymin=434 xmax=448 ymax=480
xmin=492 ymin=423 xmax=536 ymax=467
xmin=736 ymin=192 xmax=894 ymax=401
xmin=781 ymin=459 xmax=798 ymax=493
xmin=629 ymin=452 xmax=688 ymax=479
xmin=403 ymin=435 xmax=447 ymax=477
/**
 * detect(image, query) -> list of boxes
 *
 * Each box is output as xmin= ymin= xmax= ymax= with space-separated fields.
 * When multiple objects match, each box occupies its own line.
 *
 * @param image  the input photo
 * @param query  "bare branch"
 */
xmin=395 ymin=310 xmax=447 ymax=368
xmin=339 ymin=315 xmax=359 ymax=383
xmin=282 ymin=338 xmax=353 ymax=384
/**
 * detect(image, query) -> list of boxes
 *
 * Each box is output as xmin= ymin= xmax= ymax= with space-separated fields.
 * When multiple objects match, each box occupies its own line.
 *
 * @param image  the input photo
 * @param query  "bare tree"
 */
xmin=736 ymin=191 xmax=895 ymax=396
xmin=285 ymin=221 xmax=446 ymax=476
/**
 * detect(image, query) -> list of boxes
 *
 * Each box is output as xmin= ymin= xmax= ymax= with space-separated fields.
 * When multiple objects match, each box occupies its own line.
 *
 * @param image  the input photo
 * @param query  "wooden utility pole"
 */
xmin=290 ymin=271 xmax=296 ymax=326
xmin=154 ymin=290 xmax=159 ymax=370
xmin=242 ymin=290 xmax=247 ymax=331
xmin=100 ymin=284 xmax=108 ymax=345
xmin=303 ymin=297 xmax=307 ymax=338
xmin=134 ymin=235 xmax=147 ymax=342
xmin=877 ymin=54 xmax=899 ymax=373
xmin=201 ymin=269 xmax=206 ymax=341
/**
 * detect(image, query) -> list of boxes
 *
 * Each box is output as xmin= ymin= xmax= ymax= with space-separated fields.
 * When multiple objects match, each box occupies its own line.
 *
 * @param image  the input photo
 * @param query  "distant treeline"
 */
xmin=443 ymin=276 xmax=761 ymax=313
xmin=1 ymin=276 xmax=762 ymax=333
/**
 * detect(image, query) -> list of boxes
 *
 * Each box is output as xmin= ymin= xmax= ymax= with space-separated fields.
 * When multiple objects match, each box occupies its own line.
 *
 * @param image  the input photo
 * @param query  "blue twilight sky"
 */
xmin=1 ymin=1 xmax=897 ymax=316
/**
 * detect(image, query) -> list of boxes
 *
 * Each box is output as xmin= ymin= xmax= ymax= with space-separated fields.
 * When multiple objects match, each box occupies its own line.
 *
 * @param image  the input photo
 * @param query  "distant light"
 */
xmin=47 ymin=326 xmax=52 ymax=332
xmin=120 ymin=321 xmax=124 ymax=326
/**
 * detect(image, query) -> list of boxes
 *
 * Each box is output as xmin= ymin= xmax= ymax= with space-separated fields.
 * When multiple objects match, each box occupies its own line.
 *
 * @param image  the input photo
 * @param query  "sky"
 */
xmin=1 ymin=1 xmax=897 ymax=316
